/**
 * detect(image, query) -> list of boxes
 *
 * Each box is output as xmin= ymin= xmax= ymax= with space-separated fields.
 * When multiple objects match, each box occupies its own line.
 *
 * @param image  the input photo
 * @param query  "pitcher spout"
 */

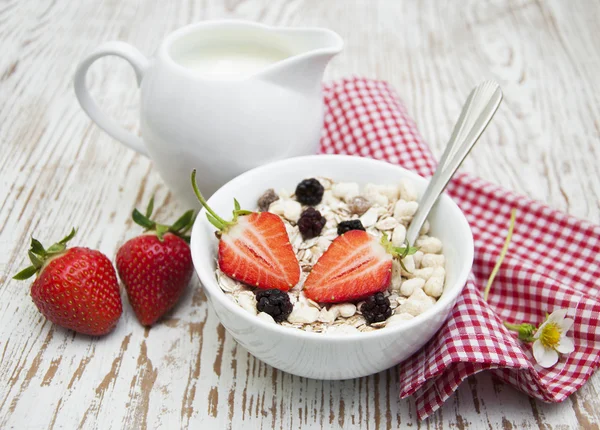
xmin=257 ymin=27 xmax=343 ymax=92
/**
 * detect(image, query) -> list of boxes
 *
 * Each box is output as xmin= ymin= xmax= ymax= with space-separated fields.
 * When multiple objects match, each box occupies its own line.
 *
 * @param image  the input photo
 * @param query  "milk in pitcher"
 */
xmin=176 ymin=43 xmax=290 ymax=79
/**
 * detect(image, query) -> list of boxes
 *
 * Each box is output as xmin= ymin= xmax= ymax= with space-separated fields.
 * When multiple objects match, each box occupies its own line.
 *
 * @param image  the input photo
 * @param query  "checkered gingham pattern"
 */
xmin=320 ymin=77 xmax=600 ymax=420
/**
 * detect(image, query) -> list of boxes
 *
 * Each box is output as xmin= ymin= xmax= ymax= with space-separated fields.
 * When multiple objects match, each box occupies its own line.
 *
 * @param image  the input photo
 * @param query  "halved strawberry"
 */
xmin=192 ymin=170 xmax=300 ymax=291
xmin=304 ymin=230 xmax=416 ymax=303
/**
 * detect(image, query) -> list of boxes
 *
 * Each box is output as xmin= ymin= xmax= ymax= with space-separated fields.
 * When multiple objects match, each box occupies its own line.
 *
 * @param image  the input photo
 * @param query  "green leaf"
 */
xmin=234 ymin=199 xmax=241 ymax=211
xmin=30 ymin=238 xmax=45 ymax=256
xmin=180 ymin=212 xmax=197 ymax=234
xmin=397 ymin=246 xmax=418 ymax=258
xmin=46 ymin=243 xmax=67 ymax=254
xmin=145 ymin=196 xmax=155 ymax=218
xmin=206 ymin=213 xmax=225 ymax=230
xmin=170 ymin=210 xmax=195 ymax=233
xmin=58 ymin=227 xmax=77 ymax=245
xmin=132 ymin=208 xmax=155 ymax=230
xmin=388 ymin=245 xmax=418 ymax=259
xmin=12 ymin=265 xmax=38 ymax=280
xmin=395 ymin=243 xmax=419 ymax=272
xmin=156 ymin=224 xmax=169 ymax=241
xmin=28 ymin=251 xmax=43 ymax=269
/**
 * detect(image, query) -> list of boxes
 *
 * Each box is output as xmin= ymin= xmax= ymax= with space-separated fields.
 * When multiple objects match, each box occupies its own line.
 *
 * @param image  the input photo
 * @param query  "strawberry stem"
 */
xmin=191 ymin=170 xmax=229 ymax=227
xmin=191 ymin=169 xmax=252 ymax=232
xmin=483 ymin=208 xmax=516 ymax=302
xmin=156 ymin=224 xmax=169 ymax=241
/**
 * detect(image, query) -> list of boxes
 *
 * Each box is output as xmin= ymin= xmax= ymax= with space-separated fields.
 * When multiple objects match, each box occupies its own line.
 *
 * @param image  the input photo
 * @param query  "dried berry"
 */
xmin=337 ymin=219 xmax=366 ymax=235
xmin=297 ymin=208 xmax=327 ymax=239
xmin=348 ymin=196 xmax=371 ymax=216
xmin=295 ymin=178 xmax=324 ymax=205
xmin=360 ymin=293 xmax=392 ymax=324
xmin=257 ymin=188 xmax=279 ymax=212
xmin=255 ymin=289 xmax=293 ymax=322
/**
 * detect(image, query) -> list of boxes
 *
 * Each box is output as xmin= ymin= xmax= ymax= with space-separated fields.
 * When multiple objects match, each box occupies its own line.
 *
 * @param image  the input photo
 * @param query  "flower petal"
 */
xmin=556 ymin=336 xmax=575 ymax=354
xmin=533 ymin=340 xmax=559 ymax=368
xmin=548 ymin=309 xmax=568 ymax=323
xmin=559 ymin=318 xmax=574 ymax=333
xmin=532 ymin=340 xmax=546 ymax=362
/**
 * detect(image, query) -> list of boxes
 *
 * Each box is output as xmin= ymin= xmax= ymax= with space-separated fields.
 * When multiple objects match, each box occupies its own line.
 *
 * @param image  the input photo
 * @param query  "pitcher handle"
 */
xmin=74 ymin=41 xmax=149 ymax=156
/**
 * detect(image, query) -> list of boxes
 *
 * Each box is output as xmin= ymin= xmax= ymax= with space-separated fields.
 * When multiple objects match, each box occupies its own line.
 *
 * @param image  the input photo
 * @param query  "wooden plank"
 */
xmin=0 ymin=0 xmax=599 ymax=428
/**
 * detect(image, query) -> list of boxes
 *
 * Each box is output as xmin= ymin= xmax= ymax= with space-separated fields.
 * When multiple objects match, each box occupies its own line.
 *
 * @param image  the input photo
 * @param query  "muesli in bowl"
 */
xmin=190 ymin=154 xmax=473 ymax=379
xmin=193 ymin=173 xmax=445 ymax=335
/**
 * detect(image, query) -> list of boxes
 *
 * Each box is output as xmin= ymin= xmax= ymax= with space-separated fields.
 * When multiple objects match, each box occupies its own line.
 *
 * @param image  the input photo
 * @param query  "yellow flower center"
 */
xmin=539 ymin=322 xmax=561 ymax=349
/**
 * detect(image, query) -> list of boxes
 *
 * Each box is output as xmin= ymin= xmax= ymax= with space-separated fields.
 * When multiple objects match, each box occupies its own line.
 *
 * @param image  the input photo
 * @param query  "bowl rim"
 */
xmin=190 ymin=154 xmax=474 ymax=343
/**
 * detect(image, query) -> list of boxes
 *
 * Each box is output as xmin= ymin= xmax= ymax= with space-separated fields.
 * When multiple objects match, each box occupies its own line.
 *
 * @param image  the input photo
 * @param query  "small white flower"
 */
xmin=532 ymin=309 xmax=575 ymax=368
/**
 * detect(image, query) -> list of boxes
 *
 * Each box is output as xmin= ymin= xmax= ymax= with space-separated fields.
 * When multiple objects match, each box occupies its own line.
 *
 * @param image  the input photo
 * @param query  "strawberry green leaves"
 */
xmin=132 ymin=196 xmax=195 ymax=242
xmin=12 ymin=265 xmax=38 ymax=280
xmin=13 ymin=228 xmax=78 ymax=280
xmin=380 ymin=234 xmax=418 ymax=272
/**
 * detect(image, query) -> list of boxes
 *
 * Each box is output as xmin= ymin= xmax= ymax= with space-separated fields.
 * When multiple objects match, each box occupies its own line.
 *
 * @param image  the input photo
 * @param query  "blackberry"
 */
xmin=297 ymin=207 xmax=326 ymax=239
xmin=337 ymin=219 xmax=366 ymax=235
xmin=295 ymin=178 xmax=324 ymax=205
xmin=255 ymin=289 xmax=293 ymax=322
xmin=360 ymin=292 xmax=392 ymax=324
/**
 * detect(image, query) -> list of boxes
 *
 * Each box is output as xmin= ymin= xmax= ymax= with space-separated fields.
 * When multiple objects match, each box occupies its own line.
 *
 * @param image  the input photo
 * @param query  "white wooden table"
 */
xmin=1 ymin=1 xmax=599 ymax=428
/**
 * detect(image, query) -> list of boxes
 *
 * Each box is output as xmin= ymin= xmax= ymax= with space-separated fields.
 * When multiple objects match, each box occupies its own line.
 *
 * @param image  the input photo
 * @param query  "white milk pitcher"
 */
xmin=74 ymin=21 xmax=343 ymax=206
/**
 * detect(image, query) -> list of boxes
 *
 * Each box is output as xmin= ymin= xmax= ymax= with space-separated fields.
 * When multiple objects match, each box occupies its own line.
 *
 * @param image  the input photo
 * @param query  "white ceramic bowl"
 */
xmin=190 ymin=155 xmax=473 ymax=380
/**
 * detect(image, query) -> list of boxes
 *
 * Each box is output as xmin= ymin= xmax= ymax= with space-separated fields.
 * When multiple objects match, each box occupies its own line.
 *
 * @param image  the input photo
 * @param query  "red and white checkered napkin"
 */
xmin=320 ymin=77 xmax=600 ymax=420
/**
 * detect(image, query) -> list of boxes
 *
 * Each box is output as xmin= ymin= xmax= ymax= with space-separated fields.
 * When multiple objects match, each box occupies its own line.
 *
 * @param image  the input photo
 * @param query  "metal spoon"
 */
xmin=405 ymin=81 xmax=503 ymax=245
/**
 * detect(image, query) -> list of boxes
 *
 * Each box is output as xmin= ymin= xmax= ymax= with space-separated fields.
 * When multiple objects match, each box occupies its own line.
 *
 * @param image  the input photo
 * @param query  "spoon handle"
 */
xmin=406 ymin=81 xmax=503 ymax=245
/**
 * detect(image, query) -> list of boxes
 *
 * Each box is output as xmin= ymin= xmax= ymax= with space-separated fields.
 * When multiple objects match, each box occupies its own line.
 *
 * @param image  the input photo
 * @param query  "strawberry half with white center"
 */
xmin=303 ymin=230 xmax=417 ymax=303
xmin=191 ymin=170 xmax=300 ymax=291
xmin=116 ymin=197 xmax=195 ymax=326
xmin=13 ymin=228 xmax=122 ymax=335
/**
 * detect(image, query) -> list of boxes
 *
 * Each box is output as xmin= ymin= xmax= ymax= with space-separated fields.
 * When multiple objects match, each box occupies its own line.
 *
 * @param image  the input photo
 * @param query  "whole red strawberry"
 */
xmin=116 ymin=197 xmax=195 ymax=326
xmin=13 ymin=228 xmax=122 ymax=335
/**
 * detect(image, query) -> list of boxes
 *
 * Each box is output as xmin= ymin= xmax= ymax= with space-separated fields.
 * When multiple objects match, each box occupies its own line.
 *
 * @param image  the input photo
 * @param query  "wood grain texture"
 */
xmin=1 ymin=0 xmax=599 ymax=428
